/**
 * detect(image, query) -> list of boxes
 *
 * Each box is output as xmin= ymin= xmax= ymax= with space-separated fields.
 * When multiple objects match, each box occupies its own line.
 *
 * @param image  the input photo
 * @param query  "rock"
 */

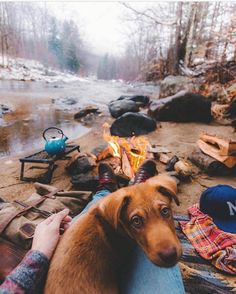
xmin=166 ymin=156 xmax=179 ymax=171
xmin=71 ymin=172 xmax=98 ymax=191
xmin=74 ymin=106 xmax=99 ymax=120
xmin=108 ymin=100 xmax=139 ymax=118
xmin=110 ymin=112 xmax=156 ymax=137
xmin=66 ymin=153 xmax=96 ymax=175
xmin=117 ymin=95 xmax=150 ymax=107
xmin=159 ymin=75 xmax=197 ymax=98
xmin=0 ymin=104 xmax=12 ymax=117
xmin=148 ymin=91 xmax=212 ymax=123
xmin=52 ymin=97 xmax=78 ymax=106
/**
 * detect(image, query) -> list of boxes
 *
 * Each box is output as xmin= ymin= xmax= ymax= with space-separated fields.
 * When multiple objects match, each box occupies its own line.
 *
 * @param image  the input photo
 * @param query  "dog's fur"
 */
xmin=45 ymin=175 xmax=182 ymax=294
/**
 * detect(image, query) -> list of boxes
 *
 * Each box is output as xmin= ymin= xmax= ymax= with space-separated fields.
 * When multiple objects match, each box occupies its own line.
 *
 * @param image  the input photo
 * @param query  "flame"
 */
xmin=103 ymin=123 xmax=150 ymax=173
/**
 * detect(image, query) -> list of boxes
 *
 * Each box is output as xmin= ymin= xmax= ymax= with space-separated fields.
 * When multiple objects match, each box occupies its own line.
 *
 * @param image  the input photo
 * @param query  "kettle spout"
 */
xmin=63 ymin=135 xmax=68 ymax=142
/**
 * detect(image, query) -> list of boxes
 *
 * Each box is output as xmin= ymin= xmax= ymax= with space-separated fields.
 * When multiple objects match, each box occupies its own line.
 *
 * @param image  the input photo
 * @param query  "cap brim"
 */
xmin=213 ymin=218 xmax=236 ymax=234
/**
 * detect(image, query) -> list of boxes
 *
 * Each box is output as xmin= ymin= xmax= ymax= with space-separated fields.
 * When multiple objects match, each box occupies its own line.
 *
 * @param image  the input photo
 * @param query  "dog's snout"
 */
xmin=158 ymin=246 xmax=177 ymax=265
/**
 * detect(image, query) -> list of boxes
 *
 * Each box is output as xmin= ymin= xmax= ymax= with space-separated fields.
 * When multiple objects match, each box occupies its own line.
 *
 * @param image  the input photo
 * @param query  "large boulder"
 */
xmin=66 ymin=153 xmax=96 ymax=175
xmin=148 ymin=91 xmax=212 ymax=123
xmin=159 ymin=75 xmax=197 ymax=98
xmin=117 ymin=95 xmax=150 ymax=107
xmin=110 ymin=112 xmax=156 ymax=137
xmin=108 ymin=100 xmax=139 ymax=118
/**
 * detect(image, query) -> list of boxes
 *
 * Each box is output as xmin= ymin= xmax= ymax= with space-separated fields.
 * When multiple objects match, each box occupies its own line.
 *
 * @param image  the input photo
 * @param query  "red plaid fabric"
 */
xmin=180 ymin=204 xmax=236 ymax=274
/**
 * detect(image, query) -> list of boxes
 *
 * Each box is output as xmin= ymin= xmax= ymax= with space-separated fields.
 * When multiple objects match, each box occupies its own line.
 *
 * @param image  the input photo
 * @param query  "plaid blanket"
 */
xmin=180 ymin=204 xmax=236 ymax=274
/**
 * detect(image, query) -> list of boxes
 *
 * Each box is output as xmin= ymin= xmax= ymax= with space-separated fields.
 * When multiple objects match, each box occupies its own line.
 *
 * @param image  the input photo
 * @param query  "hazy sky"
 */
xmin=47 ymin=2 xmax=150 ymax=56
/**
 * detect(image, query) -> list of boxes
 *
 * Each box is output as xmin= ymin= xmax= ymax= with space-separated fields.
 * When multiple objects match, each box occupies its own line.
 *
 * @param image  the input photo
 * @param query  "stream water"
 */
xmin=0 ymin=78 xmax=159 ymax=158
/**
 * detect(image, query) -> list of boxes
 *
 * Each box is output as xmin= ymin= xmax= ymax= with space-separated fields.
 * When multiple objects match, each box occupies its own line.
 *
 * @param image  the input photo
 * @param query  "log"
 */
xmin=121 ymin=149 xmax=134 ymax=179
xmin=198 ymin=140 xmax=236 ymax=168
xmin=188 ymin=149 xmax=236 ymax=176
xmin=199 ymin=133 xmax=236 ymax=156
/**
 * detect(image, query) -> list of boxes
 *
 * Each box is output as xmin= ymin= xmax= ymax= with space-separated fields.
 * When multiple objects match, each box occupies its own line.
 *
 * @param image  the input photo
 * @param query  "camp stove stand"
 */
xmin=19 ymin=144 xmax=80 ymax=184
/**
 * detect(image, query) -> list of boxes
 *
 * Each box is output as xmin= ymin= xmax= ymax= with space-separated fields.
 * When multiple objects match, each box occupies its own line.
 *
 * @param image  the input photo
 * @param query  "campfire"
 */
xmin=101 ymin=123 xmax=151 ymax=178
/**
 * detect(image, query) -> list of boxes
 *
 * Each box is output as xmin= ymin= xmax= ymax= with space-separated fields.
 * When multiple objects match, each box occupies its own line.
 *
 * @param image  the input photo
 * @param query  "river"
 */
xmin=0 ymin=78 xmax=159 ymax=158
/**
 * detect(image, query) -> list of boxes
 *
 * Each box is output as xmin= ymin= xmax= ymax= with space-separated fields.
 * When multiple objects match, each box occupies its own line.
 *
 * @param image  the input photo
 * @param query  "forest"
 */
xmin=0 ymin=2 xmax=236 ymax=84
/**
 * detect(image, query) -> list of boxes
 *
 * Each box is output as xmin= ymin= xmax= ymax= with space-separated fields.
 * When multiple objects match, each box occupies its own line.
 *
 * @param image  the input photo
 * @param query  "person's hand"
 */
xmin=31 ymin=208 xmax=72 ymax=260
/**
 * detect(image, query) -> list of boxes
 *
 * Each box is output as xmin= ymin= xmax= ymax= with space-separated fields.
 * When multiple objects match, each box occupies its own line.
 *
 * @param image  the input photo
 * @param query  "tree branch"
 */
xmin=121 ymin=2 xmax=176 ymax=26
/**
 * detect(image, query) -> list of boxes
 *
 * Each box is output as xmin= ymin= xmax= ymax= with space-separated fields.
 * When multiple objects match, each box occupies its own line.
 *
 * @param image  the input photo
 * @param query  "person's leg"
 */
xmin=120 ymin=160 xmax=185 ymax=294
xmin=120 ymin=246 xmax=185 ymax=294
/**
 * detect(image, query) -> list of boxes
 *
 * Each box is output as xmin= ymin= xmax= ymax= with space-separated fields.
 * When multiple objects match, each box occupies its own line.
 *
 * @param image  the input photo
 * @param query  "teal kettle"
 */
xmin=43 ymin=127 xmax=68 ymax=156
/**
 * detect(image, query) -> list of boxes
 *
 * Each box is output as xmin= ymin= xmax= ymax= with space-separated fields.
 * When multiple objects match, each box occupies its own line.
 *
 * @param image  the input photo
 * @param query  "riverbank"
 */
xmin=0 ymin=79 xmax=159 ymax=157
xmin=1 ymin=110 xmax=235 ymax=215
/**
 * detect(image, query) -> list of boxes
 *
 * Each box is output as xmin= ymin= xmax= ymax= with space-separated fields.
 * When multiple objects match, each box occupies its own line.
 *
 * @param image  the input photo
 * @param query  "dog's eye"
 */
xmin=131 ymin=215 xmax=143 ymax=228
xmin=161 ymin=207 xmax=170 ymax=218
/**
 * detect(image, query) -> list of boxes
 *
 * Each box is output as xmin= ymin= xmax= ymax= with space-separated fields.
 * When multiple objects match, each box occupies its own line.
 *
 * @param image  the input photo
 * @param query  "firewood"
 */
xmin=198 ymin=139 xmax=236 ymax=168
xmin=121 ymin=149 xmax=134 ymax=179
xmin=199 ymin=133 xmax=236 ymax=156
xmin=96 ymin=146 xmax=112 ymax=161
xmin=102 ymin=157 xmax=121 ymax=174
xmin=189 ymin=149 xmax=236 ymax=176
xmin=159 ymin=153 xmax=171 ymax=164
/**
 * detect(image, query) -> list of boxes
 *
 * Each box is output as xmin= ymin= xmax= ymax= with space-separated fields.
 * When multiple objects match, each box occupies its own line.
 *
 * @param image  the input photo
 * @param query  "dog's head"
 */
xmin=98 ymin=174 xmax=182 ymax=267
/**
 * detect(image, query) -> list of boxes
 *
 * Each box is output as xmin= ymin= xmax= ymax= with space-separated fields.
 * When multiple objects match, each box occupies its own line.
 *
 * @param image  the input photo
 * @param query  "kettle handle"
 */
xmin=43 ymin=127 xmax=65 ymax=142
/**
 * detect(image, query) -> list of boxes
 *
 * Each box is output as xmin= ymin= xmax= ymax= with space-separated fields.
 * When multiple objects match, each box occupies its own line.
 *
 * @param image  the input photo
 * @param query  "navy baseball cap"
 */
xmin=200 ymin=185 xmax=236 ymax=234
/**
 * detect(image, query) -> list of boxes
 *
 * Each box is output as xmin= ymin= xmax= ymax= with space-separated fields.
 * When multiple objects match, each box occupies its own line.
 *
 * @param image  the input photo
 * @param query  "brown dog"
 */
xmin=45 ymin=174 xmax=182 ymax=294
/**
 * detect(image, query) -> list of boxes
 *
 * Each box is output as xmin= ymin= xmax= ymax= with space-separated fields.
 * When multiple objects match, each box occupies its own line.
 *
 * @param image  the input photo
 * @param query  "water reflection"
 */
xmin=0 ymin=78 xmax=159 ymax=158
xmin=0 ymin=104 xmax=89 ymax=158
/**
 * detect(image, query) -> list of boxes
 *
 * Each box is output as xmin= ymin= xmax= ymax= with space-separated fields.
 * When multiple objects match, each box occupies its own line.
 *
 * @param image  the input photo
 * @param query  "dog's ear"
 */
xmin=157 ymin=186 xmax=180 ymax=206
xmin=147 ymin=175 xmax=180 ymax=206
xmin=98 ymin=190 xmax=130 ymax=229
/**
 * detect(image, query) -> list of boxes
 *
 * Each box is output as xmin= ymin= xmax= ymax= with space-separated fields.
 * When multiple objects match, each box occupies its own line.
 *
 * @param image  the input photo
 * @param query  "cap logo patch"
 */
xmin=227 ymin=201 xmax=236 ymax=216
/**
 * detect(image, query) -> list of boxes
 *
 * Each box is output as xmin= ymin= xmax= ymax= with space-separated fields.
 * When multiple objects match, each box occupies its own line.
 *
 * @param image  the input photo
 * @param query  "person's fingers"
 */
xmin=63 ymin=223 xmax=70 ymax=231
xmin=63 ymin=215 xmax=72 ymax=222
xmin=51 ymin=209 xmax=70 ymax=227
xmin=44 ymin=214 xmax=56 ymax=225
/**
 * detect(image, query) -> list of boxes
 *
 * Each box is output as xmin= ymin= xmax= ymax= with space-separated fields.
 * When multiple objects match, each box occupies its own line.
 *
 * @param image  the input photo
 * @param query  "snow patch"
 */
xmin=0 ymin=56 xmax=88 ymax=83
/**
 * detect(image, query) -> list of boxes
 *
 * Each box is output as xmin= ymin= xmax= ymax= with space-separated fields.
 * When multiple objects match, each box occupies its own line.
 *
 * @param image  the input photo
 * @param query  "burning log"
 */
xmin=102 ymin=157 xmax=121 ymax=174
xmin=121 ymin=148 xmax=134 ymax=179
xmin=92 ymin=145 xmax=112 ymax=162
xmin=101 ymin=123 xmax=151 ymax=178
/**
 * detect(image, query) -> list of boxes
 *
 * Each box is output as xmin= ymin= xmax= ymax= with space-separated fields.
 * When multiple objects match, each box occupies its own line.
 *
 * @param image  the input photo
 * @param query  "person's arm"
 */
xmin=0 ymin=250 xmax=49 ymax=294
xmin=0 ymin=209 xmax=71 ymax=294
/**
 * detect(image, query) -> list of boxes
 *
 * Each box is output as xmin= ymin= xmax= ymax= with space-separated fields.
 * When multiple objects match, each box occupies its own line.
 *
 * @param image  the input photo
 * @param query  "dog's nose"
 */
xmin=158 ymin=246 xmax=177 ymax=264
